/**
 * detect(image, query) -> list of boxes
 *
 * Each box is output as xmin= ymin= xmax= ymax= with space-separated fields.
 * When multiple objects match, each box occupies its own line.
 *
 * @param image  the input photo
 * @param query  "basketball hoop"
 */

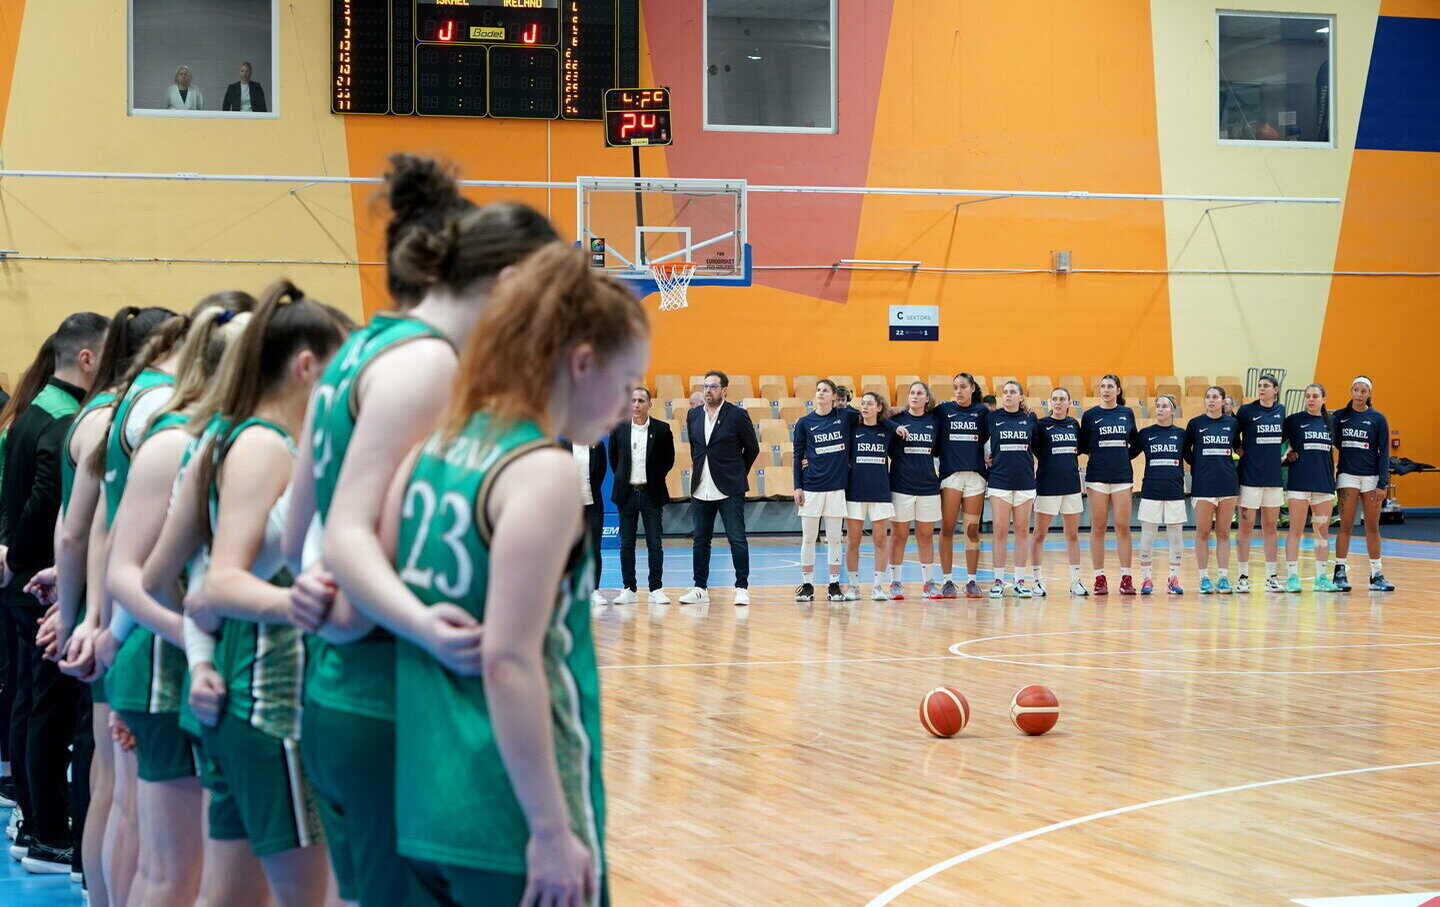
xmin=650 ymin=261 xmax=697 ymax=311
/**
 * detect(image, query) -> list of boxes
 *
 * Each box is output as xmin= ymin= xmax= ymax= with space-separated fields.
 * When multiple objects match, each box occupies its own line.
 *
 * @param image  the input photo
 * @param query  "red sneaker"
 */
xmin=1119 ymin=574 xmax=1137 ymax=595
xmin=1093 ymin=574 xmax=1109 ymax=595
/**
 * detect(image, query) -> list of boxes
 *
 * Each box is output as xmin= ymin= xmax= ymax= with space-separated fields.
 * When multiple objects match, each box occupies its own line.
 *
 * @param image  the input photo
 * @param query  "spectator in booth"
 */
xmin=680 ymin=371 xmax=759 ymax=607
xmin=222 ymin=62 xmax=268 ymax=113
xmin=164 ymin=65 xmax=204 ymax=110
xmin=566 ymin=439 xmax=608 ymax=606
xmin=608 ymin=387 xmax=675 ymax=605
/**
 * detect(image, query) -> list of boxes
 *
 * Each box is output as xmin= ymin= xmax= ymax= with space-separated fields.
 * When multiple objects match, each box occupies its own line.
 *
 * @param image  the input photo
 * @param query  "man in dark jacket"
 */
xmin=608 ymin=387 xmax=674 ymax=604
xmin=0 ymin=312 xmax=107 ymax=873
xmin=221 ymin=62 xmax=269 ymax=112
xmin=680 ymin=371 xmax=759 ymax=606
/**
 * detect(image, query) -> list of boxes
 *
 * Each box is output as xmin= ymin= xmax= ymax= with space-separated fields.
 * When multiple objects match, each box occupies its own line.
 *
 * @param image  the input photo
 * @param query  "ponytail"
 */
xmin=191 ymin=279 xmax=346 ymax=540
xmin=0 ymin=336 xmax=58 ymax=436
xmin=443 ymin=243 xmax=645 ymax=442
xmin=147 ymin=307 xmax=254 ymax=433
xmin=86 ymin=306 xmax=176 ymax=404
xmin=87 ymin=314 xmax=192 ymax=476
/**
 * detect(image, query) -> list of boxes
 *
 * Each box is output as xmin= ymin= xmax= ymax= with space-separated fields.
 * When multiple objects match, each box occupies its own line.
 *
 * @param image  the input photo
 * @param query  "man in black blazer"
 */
xmin=222 ymin=62 xmax=269 ymax=112
xmin=564 ymin=439 xmax=609 ymax=605
xmin=608 ymin=387 xmax=675 ymax=604
xmin=680 ymin=370 xmax=760 ymax=606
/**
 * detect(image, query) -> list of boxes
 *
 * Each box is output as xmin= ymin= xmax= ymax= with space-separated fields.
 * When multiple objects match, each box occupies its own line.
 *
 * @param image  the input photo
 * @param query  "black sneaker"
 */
xmin=795 ymin=583 xmax=814 ymax=602
xmin=0 ymin=776 xmax=16 ymax=807
xmin=1333 ymin=563 xmax=1351 ymax=592
xmin=21 ymin=841 xmax=73 ymax=874
xmin=9 ymin=824 xmax=30 ymax=861
xmin=826 ymin=581 xmax=844 ymax=601
xmin=1369 ymin=573 xmax=1395 ymax=592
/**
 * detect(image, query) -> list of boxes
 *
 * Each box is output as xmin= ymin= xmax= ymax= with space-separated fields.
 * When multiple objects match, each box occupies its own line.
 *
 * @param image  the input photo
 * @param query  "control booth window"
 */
xmin=1217 ymin=11 xmax=1333 ymax=146
xmin=130 ymin=0 xmax=279 ymax=118
xmin=705 ymin=0 xmax=835 ymax=133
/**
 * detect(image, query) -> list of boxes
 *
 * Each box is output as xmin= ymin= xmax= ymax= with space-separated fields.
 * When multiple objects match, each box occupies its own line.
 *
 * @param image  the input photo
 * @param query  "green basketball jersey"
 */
xmin=60 ymin=392 xmax=116 ymax=517
xmin=306 ymin=313 xmax=450 ymax=722
xmin=208 ymin=417 xmax=306 ymax=740
xmin=394 ymin=415 xmax=605 ymax=878
xmin=177 ymin=414 xmax=231 ymax=739
xmin=107 ymin=411 xmax=194 ymax=715
xmin=103 ymin=370 xmax=174 ymax=525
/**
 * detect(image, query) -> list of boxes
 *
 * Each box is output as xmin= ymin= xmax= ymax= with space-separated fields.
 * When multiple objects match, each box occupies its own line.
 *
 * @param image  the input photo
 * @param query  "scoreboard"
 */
xmin=332 ymin=0 xmax=640 ymax=119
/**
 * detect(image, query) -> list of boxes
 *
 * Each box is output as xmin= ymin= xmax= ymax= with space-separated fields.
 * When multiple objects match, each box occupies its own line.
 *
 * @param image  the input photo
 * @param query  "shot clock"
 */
xmin=332 ymin=0 xmax=638 ymax=119
xmin=604 ymin=88 xmax=672 ymax=147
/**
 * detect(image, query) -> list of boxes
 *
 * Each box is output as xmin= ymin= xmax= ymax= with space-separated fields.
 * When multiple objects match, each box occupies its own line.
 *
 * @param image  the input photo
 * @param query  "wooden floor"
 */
xmin=596 ymin=547 xmax=1440 ymax=906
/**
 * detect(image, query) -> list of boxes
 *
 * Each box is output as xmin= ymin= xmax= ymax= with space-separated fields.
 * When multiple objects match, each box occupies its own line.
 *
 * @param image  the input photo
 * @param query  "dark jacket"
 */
xmin=222 ymin=80 xmax=268 ymax=112
xmin=0 ymin=377 xmax=85 ymax=582
xmin=561 ymin=441 xmax=607 ymax=507
xmin=686 ymin=401 xmax=759 ymax=498
xmin=608 ymin=418 xmax=674 ymax=508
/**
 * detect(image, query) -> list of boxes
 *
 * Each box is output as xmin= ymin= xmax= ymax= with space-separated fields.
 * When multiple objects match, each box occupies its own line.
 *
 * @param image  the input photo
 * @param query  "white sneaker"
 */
xmin=678 ymin=587 xmax=709 ymax=604
xmin=648 ymin=589 xmax=670 ymax=604
xmin=614 ymin=589 xmax=637 ymax=605
xmin=1068 ymin=578 xmax=1089 ymax=596
xmin=870 ymin=583 xmax=887 ymax=601
xmin=1032 ymin=578 xmax=1047 ymax=597
xmin=590 ymin=591 xmax=608 ymax=607
xmin=843 ymin=584 xmax=860 ymax=601
xmin=733 ymin=588 xmax=750 ymax=606
xmin=1265 ymin=576 xmax=1285 ymax=593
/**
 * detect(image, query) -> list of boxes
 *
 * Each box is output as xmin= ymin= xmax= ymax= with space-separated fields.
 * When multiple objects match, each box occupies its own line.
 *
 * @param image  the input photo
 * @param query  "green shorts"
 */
xmin=201 ymin=714 xmax=324 ymax=857
xmin=114 ymin=710 xmax=197 ymax=782
xmin=302 ymin=703 xmax=431 ymax=905
xmin=409 ymin=860 xmax=609 ymax=907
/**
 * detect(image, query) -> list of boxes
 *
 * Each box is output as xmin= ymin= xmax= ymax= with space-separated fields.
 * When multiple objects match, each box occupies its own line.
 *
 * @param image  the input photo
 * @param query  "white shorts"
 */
xmin=798 ymin=489 xmax=848 ymax=518
xmin=1192 ymin=495 xmax=1237 ymax=507
xmin=1239 ymin=485 xmax=1284 ymax=509
xmin=940 ymin=471 xmax=987 ymax=497
xmin=1035 ymin=492 xmax=1084 ymax=515
xmin=1138 ymin=498 xmax=1186 ymax=524
xmin=846 ymin=500 xmax=896 ymax=523
xmin=892 ymin=492 xmax=941 ymax=524
xmin=1336 ymin=473 xmax=1379 ymax=493
xmin=1086 ymin=482 xmax=1132 ymax=495
xmin=1288 ymin=490 xmax=1336 ymax=506
xmin=986 ymin=487 xmax=1036 ymax=507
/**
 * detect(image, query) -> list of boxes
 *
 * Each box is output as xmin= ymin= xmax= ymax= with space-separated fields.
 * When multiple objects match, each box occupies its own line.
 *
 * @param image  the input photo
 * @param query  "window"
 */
xmin=129 ymin=0 xmax=279 ymax=118
xmin=1217 ymin=11 xmax=1333 ymax=146
xmin=705 ymin=0 xmax=835 ymax=133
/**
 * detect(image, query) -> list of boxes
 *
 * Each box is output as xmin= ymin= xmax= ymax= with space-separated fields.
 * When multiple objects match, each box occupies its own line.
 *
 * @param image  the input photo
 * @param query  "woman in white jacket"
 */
xmin=164 ymin=66 xmax=204 ymax=110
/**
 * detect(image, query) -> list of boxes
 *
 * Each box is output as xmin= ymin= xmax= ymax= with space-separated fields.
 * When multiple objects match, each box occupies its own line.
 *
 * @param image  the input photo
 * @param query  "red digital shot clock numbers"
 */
xmin=603 ymin=87 xmax=672 ymax=146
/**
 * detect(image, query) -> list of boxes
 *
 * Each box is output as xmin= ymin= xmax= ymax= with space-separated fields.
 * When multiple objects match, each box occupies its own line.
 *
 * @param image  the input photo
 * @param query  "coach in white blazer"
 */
xmin=164 ymin=66 xmax=205 ymax=110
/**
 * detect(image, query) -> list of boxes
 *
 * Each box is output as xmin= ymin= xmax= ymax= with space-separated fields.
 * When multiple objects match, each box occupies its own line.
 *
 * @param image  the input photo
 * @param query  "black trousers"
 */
xmin=4 ymin=596 xmax=40 ymax=825
xmin=618 ymin=492 xmax=665 ymax=592
xmin=691 ymin=495 xmax=749 ymax=589
xmin=583 ymin=503 xmax=604 ymax=590
xmin=70 ymin=686 xmax=93 ymax=859
xmin=0 ymin=596 xmax=13 ymax=766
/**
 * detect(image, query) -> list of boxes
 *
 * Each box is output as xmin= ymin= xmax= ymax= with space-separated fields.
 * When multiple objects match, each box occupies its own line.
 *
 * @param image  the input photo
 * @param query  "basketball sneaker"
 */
xmin=1167 ymin=575 xmax=1184 ymax=595
xmin=940 ymin=580 xmax=959 ymax=599
xmin=1285 ymin=573 xmax=1302 ymax=593
xmin=614 ymin=589 xmax=637 ymax=605
xmin=678 ymin=587 xmax=709 ymax=604
xmin=590 ymin=591 xmax=608 ymax=607
xmin=733 ymin=588 xmax=750 ymax=606
xmin=870 ymin=583 xmax=887 ymax=601
xmin=1118 ymin=575 xmax=1137 ymax=596
xmin=1140 ymin=578 xmax=1154 ymax=595
xmin=648 ymin=589 xmax=670 ymax=605
xmin=1235 ymin=574 xmax=1251 ymax=593
xmin=1265 ymin=576 xmax=1285 ymax=593
xmin=21 ymin=842 xmax=71 ymax=875
xmin=1093 ymin=574 xmax=1109 ymax=595
xmin=1069 ymin=578 xmax=1089 ymax=596
xmin=795 ymin=583 xmax=814 ymax=602
xmin=827 ymin=582 xmax=844 ymax=602
xmin=1369 ymin=573 xmax=1395 ymax=592
xmin=1217 ymin=576 xmax=1232 ymax=595
xmin=964 ymin=580 xmax=983 ymax=598
xmin=1199 ymin=576 xmax=1214 ymax=595
xmin=1315 ymin=574 xmax=1339 ymax=592
xmin=1032 ymin=578 xmax=1047 ymax=597
xmin=922 ymin=580 xmax=942 ymax=600
xmin=843 ymin=583 xmax=860 ymax=601
xmin=1332 ymin=563 xmax=1351 ymax=591
xmin=887 ymin=580 xmax=905 ymax=600
xmin=1014 ymin=579 xmax=1032 ymax=598
xmin=988 ymin=579 xmax=1004 ymax=599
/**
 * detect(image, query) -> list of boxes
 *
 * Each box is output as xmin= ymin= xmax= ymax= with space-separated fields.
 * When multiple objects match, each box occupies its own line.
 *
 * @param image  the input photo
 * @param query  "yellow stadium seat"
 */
xmin=653 ymin=374 xmax=682 ymax=401
xmin=778 ymin=404 xmax=805 ymax=425
xmin=1181 ymin=396 xmax=1205 ymax=417
xmin=861 ymin=373 xmax=886 ymax=392
xmin=758 ymin=419 xmax=789 ymax=444
xmin=1058 ymin=374 xmax=1085 ymax=399
xmin=828 ymin=374 xmax=856 ymax=391
xmin=793 ymin=375 xmax=819 ymax=398
xmin=742 ymin=400 xmax=772 ymax=424
xmin=730 ymin=375 xmax=756 ymax=399
xmin=667 ymin=469 xmax=689 ymax=501
xmin=666 ymin=397 xmax=691 ymax=420
xmin=1184 ymin=376 xmax=1211 ymax=396
xmin=765 ymin=468 xmax=795 ymax=499
xmin=1155 ymin=383 xmax=1181 ymax=400
xmin=759 ymin=373 xmax=786 ymax=391
xmin=1026 ymin=375 xmax=1053 ymax=395
xmin=760 ymin=382 xmax=787 ymax=402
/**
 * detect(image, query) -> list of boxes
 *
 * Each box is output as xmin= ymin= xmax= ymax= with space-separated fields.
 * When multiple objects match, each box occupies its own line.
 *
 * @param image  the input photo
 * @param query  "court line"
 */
xmin=978 ymin=641 xmax=1440 ymax=658
xmin=866 ymin=760 xmax=1440 ymax=906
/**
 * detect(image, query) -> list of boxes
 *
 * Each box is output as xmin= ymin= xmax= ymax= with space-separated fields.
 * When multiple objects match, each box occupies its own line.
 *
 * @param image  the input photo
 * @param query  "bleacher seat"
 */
xmin=1155 ymin=382 xmax=1181 ymax=400
xmin=666 ymin=397 xmax=690 ymax=419
xmin=728 ymin=375 xmax=755 ymax=399
xmin=828 ymin=374 xmax=856 ymax=391
xmin=1184 ymin=376 xmax=1211 ymax=396
xmin=793 ymin=375 xmax=818 ymax=398
xmin=655 ymin=374 xmax=684 ymax=402
xmin=1026 ymin=375 xmax=1052 ymax=395
xmin=765 ymin=468 xmax=795 ymax=499
xmin=758 ymin=419 xmax=789 ymax=444
xmin=1216 ymin=375 xmax=1243 ymax=401
xmin=1058 ymin=374 xmax=1085 ymax=399
xmin=778 ymin=404 xmax=805 ymax=425
xmin=760 ymin=382 xmax=787 ymax=402
xmin=742 ymin=399 xmax=771 ymax=424
xmin=1181 ymin=396 xmax=1205 ymax=417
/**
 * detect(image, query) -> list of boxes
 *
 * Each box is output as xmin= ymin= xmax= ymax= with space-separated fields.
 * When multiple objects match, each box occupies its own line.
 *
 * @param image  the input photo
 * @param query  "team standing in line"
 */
xmin=0 ymin=147 xmax=1395 ymax=907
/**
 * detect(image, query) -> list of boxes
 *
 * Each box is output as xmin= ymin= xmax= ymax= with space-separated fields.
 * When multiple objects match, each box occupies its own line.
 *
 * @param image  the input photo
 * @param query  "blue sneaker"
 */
xmin=1199 ymin=576 xmax=1214 ymax=595
xmin=1286 ymin=573 xmax=1302 ymax=593
xmin=1216 ymin=576 xmax=1232 ymax=595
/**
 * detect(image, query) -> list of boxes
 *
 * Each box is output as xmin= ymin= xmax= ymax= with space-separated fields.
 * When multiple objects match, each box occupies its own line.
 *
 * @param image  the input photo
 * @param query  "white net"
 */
xmin=651 ymin=262 xmax=697 ymax=311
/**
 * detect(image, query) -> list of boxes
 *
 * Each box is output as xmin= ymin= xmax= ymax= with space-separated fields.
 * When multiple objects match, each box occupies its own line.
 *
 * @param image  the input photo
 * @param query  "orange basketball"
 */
xmin=1010 ymin=685 xmax=1060 ymax=735
xmin=919 ymin=687 xmax=970 ymax=737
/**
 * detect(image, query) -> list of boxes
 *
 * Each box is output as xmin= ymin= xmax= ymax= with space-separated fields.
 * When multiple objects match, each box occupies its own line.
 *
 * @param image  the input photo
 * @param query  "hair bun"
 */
xmin=385 ymin=154 xmax=461 ymax=225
